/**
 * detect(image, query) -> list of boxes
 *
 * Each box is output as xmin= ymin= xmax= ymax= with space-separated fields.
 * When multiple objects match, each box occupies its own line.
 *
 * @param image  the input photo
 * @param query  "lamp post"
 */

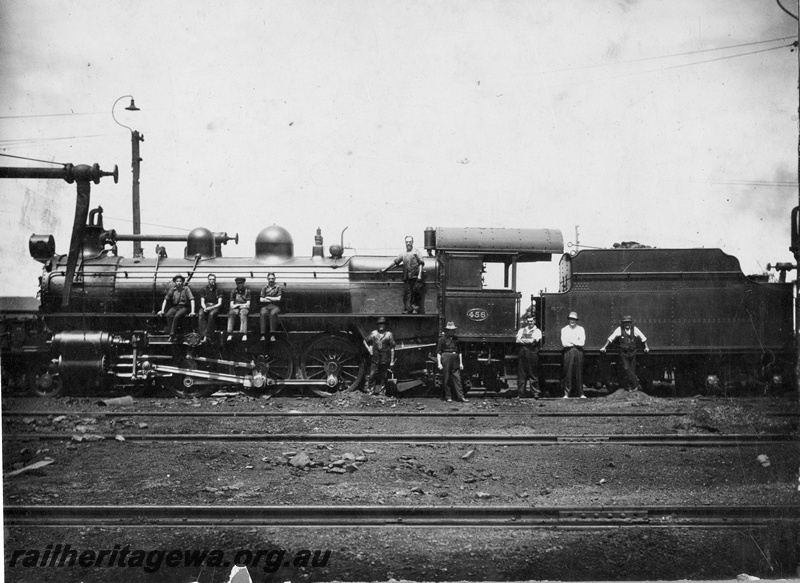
xmin=112 ymin=95 xmax=144 ymax=257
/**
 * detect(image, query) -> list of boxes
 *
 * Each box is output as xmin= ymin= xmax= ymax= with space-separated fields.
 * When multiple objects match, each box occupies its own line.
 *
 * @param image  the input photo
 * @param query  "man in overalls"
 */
xmin=363 ymin=316 xmax=396 ymax=395
xmin=600 ymin=315 xmax=650 ymax=391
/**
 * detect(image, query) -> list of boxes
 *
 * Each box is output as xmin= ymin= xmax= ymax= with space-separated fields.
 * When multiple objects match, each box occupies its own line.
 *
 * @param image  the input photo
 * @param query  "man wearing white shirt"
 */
xmin=560 ymin=311 xmax=586 ymax=398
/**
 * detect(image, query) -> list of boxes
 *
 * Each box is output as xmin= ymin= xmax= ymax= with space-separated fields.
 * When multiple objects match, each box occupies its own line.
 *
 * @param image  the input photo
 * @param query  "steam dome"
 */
xmin=255 ymin=225 xmax=294 ymax=261
xmin=186 ymin=227 xmax=215 ymax=258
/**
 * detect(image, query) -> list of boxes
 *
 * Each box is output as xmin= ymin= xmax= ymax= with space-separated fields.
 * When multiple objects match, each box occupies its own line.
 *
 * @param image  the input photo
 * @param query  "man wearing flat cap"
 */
xmin=227 ymin=277 xmax=251 ymax=342
xmin=600 ymin=315 xmax=650 ymax=391
xmin=157 ymin=274 xmax=195 ymax=342
xmin=437 ymin=321 xmax=469 ymax=403
xmin=363 ymin=316 xmax=396 ymax=395
xmin=560 ymin=311 xmax=586 ymax=398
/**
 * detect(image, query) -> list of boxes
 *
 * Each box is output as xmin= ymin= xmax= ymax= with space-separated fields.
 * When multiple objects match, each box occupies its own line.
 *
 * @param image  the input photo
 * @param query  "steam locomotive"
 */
xmin=4 ymin=203 xmax=794 ymax=399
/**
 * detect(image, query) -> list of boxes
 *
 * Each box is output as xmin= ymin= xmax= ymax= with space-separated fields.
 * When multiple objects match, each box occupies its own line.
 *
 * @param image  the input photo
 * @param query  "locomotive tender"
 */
xmin=4 ymin=202 xmax=794 ymax=398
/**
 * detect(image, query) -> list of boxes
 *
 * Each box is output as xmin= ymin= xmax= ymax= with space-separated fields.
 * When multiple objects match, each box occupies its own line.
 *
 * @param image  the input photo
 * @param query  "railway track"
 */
xmin=5 ymin=432 xmax=794 ymax=445
xmin=6 ymin=504 xmax=797 ymax=528
xmin=3 ymin=410 xmax=690 ymax=418
xmin=3 ymin=410 xmax=796 ymax=418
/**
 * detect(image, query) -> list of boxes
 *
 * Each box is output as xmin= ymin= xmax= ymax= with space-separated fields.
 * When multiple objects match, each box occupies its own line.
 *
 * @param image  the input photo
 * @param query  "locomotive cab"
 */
xmin=430 ymin=227 xmax=564 ymax=394
xmin=433 ymin=227 xmax=564 ymax=341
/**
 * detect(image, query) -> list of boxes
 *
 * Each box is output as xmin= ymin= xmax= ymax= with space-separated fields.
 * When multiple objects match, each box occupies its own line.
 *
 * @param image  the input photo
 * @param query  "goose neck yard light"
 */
xmin=112 ymin=95 xmax=144 ymax=257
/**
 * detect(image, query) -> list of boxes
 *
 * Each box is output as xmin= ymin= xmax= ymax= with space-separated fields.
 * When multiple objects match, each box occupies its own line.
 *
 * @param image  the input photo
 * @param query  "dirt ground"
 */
xmin=3 ymin=390 xmax=799 ymax=582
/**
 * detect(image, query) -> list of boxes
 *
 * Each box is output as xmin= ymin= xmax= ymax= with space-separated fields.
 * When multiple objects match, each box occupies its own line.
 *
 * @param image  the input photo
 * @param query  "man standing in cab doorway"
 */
xmin=600 ymin=315 xmax=650 ymax=391
xmin=363 ymin=316 xmax=396 ymax=395
xmin=380 ymin=236 xmax=425 ymax=314
xmin=560 ymin=311 xmax=586 ymax=399
xmin=516 ymin=314 xmax=542 ymax=398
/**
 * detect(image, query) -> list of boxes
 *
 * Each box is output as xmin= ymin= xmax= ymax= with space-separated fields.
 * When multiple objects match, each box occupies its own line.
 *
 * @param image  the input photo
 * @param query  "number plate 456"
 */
xmin=467 ymin=308 xmax=488 ymax=322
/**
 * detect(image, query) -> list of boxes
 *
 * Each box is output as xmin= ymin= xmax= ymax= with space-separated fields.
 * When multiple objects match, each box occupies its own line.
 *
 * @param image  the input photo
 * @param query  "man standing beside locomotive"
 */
xmin=198 ymin=273 xmax=222 ymax=344
xmin=157 ymin=274 xmax=195 ymax=342
xmin=363 ymin=316 xmax=396 ymax=395
xmin=516 ymin=314 xmax=542 ymax=398
xmin=380 ymin=236 xmax=425 ymax=314
xmin=560 ymin=312 xmax=586 ymax=398
xmin=259 ymin=272 xmax=282 ymax=342
xmin=437 ymin=321 xmax=469 ymax=403
xmin=600 ymin=315 xmax=650 ymax=391
xmin=227 ymin=277 xmax=251 ymax=342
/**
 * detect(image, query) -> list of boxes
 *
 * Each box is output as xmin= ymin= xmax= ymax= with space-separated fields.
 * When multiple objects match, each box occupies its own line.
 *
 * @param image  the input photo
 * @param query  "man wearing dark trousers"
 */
xmin=516 ymin=314 xmax=542 ymax=398
xmin=437 ymin=321 xmax=469 ymax=403
xmin=380 ymin=236 xmax=425 ymax=314
xmin=157 ymin=274 xmax=195 ymax=342
xmin=560 ymin=311 xmax=586 ymax=398
xmin=259 ymin=272 xmax=282 ymax=342
xmin=198 ymin=273 xmax=222 ymax=344
xmin=600 ymin=315 xmax=650 ymax=391
xmin=363 ymin=316 xmax=396 ymax=395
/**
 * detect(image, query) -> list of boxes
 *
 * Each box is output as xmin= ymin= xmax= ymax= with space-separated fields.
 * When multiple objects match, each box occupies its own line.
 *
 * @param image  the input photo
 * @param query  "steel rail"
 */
xmin=5 ymin=409 xmax=795 ymax=418
xmin=2 ymin=410 xmax=695 ymax=418
xmin=6 ymin=504 xmax=798 ymax=528
xmin=5 ymin=432 xmax=794 ymax=445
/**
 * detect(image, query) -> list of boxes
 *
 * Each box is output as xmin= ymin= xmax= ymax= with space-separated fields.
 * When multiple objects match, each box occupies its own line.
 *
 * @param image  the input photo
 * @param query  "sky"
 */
xmin=0 ymin=0 xmax=798 ymax=299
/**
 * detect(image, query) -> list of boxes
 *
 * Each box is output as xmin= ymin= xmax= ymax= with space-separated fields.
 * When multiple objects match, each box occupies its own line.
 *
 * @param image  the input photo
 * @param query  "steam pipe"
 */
xmin=113 ymin=233 xmax=238 ymax=244
xmin=114 ymin=234 xmax=188 ymax=242
xmin=0 ymin=163 xmax=118 ymax=184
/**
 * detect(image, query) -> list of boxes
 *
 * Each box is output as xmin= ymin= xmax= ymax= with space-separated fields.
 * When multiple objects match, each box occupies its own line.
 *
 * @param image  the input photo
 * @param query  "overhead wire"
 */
xmin=0 ymin=111 xmax=101 ymax=120
xmin=0 ymin=152 xmax=64 ymax=165
xmin=0 ymin=133 xmax=115 ymax=145
xmin=687 ymin=179 xmax=799 ymax=188
xmin=553 ymin=35 xmax=797 ymax=72
xmin=559 ymin=43 xmax=795 ymax=87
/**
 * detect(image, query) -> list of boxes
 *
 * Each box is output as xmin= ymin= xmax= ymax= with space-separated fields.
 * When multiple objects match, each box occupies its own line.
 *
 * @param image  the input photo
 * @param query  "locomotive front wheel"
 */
xmin=240 ymin=341 xmax=295 ymax=398
xmin=299 ymin=335 xmax=365 ymax=392
xmin=28 ymin=369 xmax=64 ymax=398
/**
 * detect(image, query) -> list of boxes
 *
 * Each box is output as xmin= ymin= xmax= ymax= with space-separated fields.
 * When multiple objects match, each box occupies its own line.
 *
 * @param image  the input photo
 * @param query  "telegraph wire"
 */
xmin=0 ymin=152 xmax=64 ymax=165
xmin=102 ymin=216 xmax=192 ymax=232
xmin=0 ymin=133 xmax=114 ymax=145
xmin=553 ymin=36 xmax=797 ymax=72
xmin=0 ymin=111 xmax=101 ymax=120
xmin=679 ymin=179 xmax=798 ymax=187
xmin=560 ymin=43 xmax=794 ymax=87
